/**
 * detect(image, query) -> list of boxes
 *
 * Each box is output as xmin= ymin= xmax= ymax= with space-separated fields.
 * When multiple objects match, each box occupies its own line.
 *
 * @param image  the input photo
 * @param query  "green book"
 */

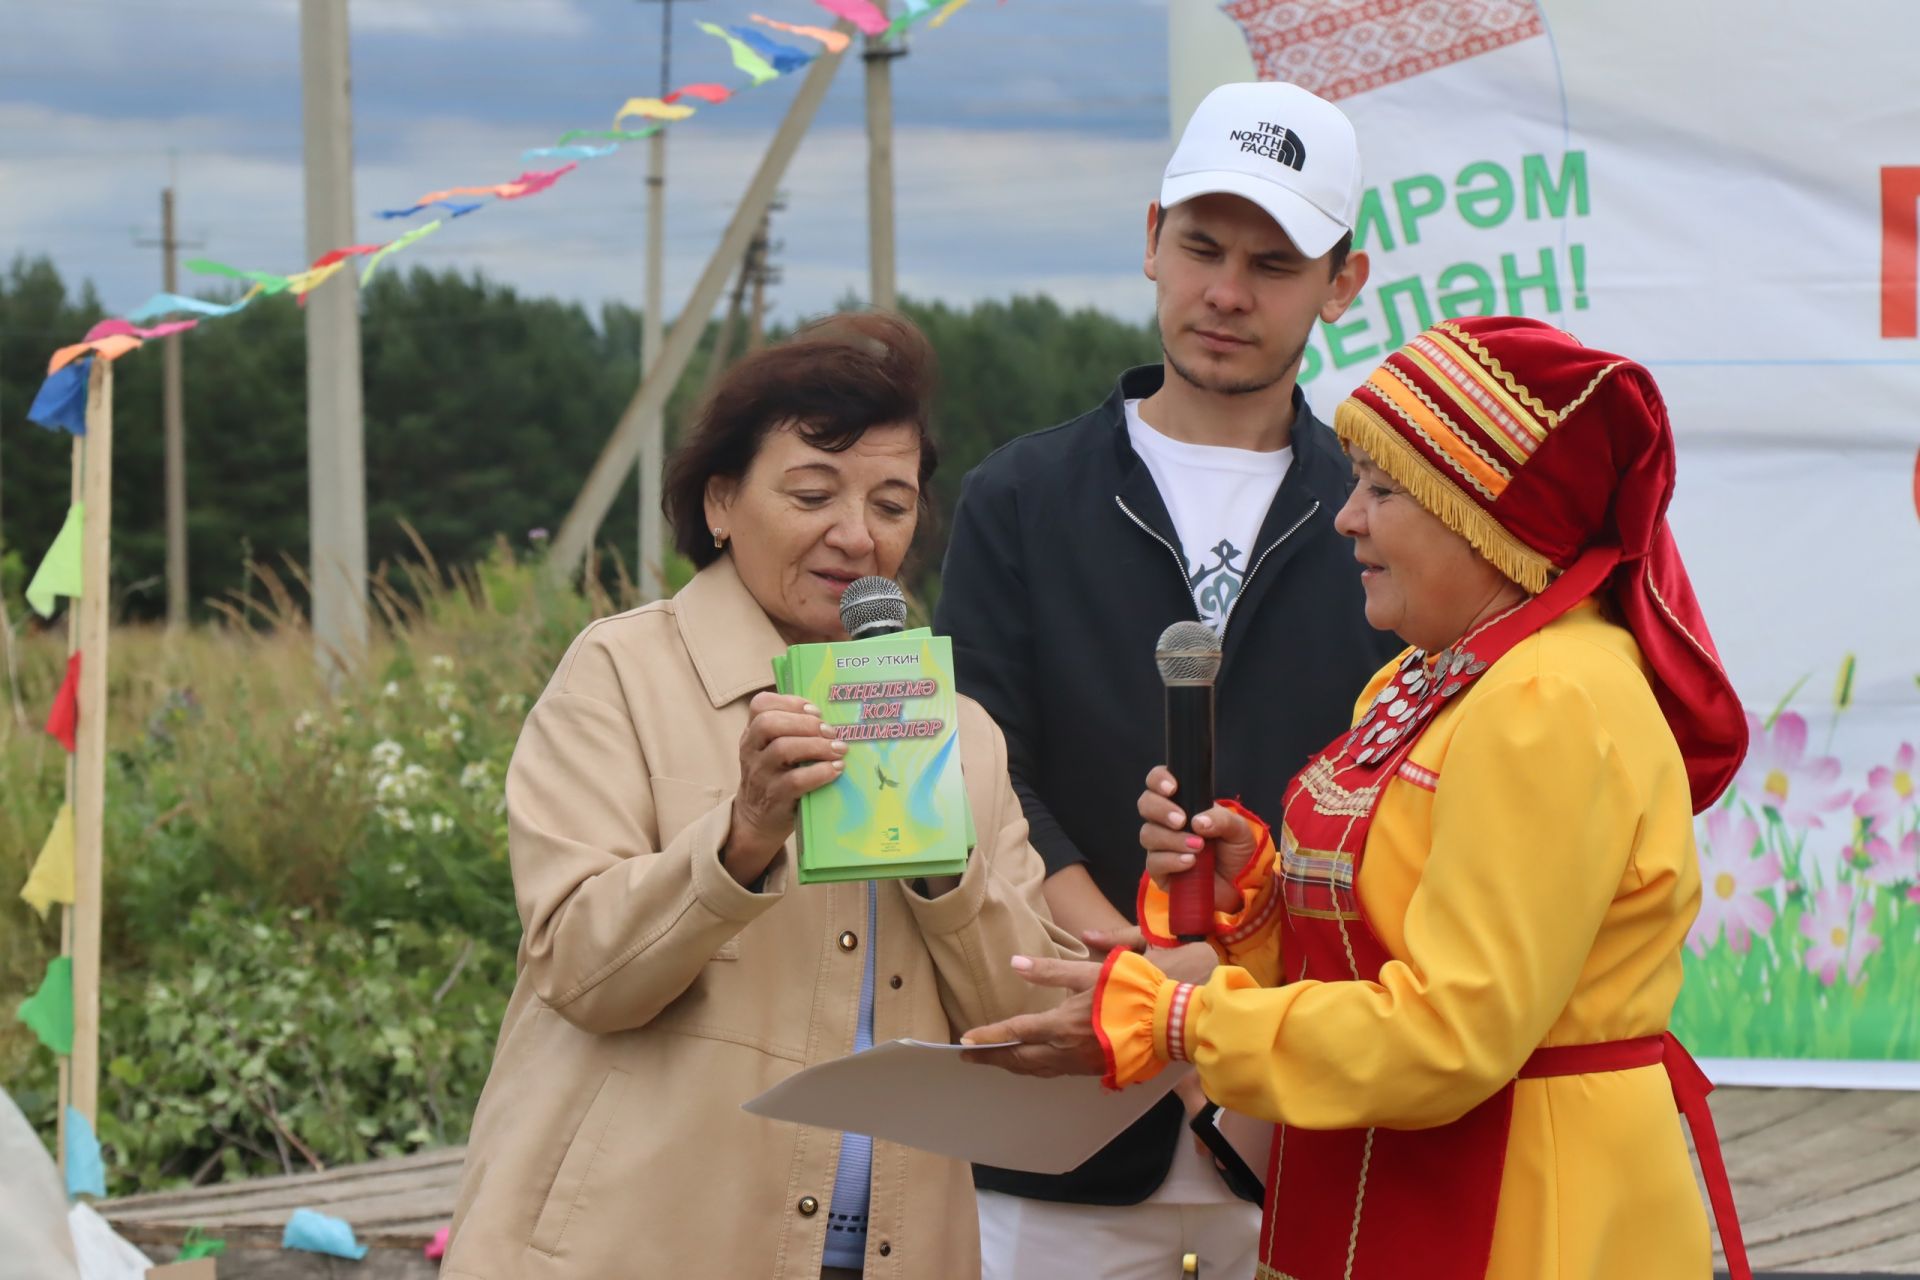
xmin=772 ymin=631 xmax=974 ymax=884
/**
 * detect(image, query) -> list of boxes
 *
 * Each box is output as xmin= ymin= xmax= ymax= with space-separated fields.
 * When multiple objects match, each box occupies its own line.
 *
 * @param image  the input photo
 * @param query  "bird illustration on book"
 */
xmin=876 ymin=766 xmax=899 ymax=791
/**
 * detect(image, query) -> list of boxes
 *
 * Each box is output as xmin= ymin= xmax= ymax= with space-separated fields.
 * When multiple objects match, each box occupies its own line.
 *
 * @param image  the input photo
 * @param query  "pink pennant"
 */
xmin=811 ymin=0 xmax=889 ymax=36
xmin=85 ymin=318 xmax=199 ymax=343
xmin=497 ymin=163 xmax=579 ymax=200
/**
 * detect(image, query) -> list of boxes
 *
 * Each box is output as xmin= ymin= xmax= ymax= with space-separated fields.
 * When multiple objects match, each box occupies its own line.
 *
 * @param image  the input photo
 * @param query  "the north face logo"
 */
xmin=1227 ymin=121 xmax=1305 ymax=171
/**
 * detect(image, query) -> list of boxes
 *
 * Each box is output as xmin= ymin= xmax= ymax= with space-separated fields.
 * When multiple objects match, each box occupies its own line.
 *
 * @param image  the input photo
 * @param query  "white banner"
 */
xmin=1172 ymin=0 xmax=1920 ymax=1087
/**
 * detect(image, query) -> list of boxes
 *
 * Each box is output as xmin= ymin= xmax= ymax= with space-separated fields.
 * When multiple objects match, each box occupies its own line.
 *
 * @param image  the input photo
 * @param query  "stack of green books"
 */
xmin=772 ymin=630 xmax=975 ymax=884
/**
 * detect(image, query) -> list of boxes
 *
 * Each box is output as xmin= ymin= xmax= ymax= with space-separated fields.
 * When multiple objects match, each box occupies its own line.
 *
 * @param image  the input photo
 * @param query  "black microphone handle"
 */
xmin=1165 ymin=682 xmax=1217 ymax=942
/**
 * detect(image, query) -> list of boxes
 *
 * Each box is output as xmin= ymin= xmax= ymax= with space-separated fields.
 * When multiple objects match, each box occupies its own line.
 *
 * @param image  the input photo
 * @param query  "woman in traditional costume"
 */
xmin=963 ymin=316 xmax=1753 ymax=1280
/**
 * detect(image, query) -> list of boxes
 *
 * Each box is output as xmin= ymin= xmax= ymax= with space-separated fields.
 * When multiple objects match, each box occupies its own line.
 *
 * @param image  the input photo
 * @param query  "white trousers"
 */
xmin=976 ymin=1189 xmax=1261 ymax=1280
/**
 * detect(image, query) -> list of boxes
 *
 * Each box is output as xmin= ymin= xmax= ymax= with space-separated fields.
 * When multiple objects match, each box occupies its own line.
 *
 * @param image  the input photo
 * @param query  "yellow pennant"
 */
xmin=614 ymin=97 xmax=697 ymax=127
xmin=20 ymin=804 xmax=75 ymax=918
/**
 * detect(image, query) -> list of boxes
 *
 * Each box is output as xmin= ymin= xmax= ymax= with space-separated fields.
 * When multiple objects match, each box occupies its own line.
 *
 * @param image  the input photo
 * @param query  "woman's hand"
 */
xmin=724 ymin=692 xmax=847 ymax=886
xmin=958 ymin=956 xmax=1107 ymax=1078
xmin=1138 ymin=766 xmax=1261 ymax=913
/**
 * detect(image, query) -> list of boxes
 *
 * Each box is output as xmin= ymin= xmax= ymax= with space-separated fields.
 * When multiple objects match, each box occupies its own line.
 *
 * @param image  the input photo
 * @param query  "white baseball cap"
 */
xmin=1161 ymin=82 xmax=1363 ymax=259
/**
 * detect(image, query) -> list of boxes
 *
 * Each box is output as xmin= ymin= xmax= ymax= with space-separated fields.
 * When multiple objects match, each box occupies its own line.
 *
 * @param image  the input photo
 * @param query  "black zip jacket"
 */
xmin=934 ymin=365 xmax=1403 ymax=1204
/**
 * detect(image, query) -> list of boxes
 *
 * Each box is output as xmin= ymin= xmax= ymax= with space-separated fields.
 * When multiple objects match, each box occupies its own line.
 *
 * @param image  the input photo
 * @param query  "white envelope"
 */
xmin=743 ymin=1039 xmax=1191 ymax=1174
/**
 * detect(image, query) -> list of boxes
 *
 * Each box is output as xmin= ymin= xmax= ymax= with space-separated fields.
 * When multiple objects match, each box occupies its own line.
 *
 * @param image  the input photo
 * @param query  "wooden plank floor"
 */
xmin=101 ymin=1088 xmax=1920 ymax=1276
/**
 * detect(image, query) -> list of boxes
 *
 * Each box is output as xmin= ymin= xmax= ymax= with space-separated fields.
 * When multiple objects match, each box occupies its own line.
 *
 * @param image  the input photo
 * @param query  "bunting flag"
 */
xmin=283 ymin=261 xmax=348 ymax=298
xmin=614 ymin=97 xmax=697 ymax=126
xmin=17 ymin=955 xmax=74 ymax=1056
xmin=183 ymin=258 xmax=294 ymax=292
xmin=750 ymin=14 xmax=851 ymax=53
xmin=126 ymin=288 xmax=263 ymax=324
xmin=46 ymin=653 xmax=80 ymax=753
xmin=84 ymin=318 xmax=197 ymax=342
xmin=25 ymin=503 xmax=84 ymax=618
xmin=361 ymin=220 xmax=444 ymax=285
xmin=812 ymin=0 xmax=890 ymax=36
xmin=664 ymin=82 xmax=734 ymax=104
xmin=21 ymin=805 xmax=76 ymax=919
xmin=33 ymin=0 xmax=993 ymax=374
xmin=48 ymin=333 xmax=140 ymax=374
xmin=554 ymin=126 xmax=660 ymax=146
xmin=886 ymin=0 xmax=942 ymax=38
xmin=27 ymin=357 xmax=91 ymax=435
xmin=282 ymin=1209 xmax=369 ymax=1261
xmin=929 ymin=0 xmax=974 ymax=28
xmin=370 ymin=197 xmax=485 ymax=221
xmin=726 ymin=25 xmax=817 ymax=74
xmin=522 ymin=143 xmax=620 ymax=161
xmin=697 ymin=22 xmax=781 ymax=84
xmin=64 ymin=1106 xmax=106 ymax=1200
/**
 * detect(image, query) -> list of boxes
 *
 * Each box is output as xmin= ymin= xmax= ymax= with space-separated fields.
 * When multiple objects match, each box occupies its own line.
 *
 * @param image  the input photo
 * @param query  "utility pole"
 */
xmin=747 ymin=206 xmax=782 ymax=352
xmin=299 ymin=0 xmax=369 ymax=679
xmin=135 ymin=182 xmax=203 ymax=629
xmin=864 ymin=1 xmax=901 ymax=310
xmin=634 ymin=0 xmax=697 ymax=600
xmin=546 ymin=30 xmax=854 ymax=581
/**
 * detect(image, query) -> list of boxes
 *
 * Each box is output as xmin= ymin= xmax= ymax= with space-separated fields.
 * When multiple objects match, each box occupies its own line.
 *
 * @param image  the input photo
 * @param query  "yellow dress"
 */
xmin=1107 ymin=599 xmax=1714 ymax=1278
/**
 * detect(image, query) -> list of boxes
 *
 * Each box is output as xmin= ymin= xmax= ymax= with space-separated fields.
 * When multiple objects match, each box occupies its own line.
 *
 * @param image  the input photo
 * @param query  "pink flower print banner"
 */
xmin=1215 ymin=0 xmax=1543 ymax=103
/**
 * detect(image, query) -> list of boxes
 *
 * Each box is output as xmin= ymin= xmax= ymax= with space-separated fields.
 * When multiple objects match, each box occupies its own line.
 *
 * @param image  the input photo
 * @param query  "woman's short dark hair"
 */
xmin=664 ymin=310 xmax=940 ymax=570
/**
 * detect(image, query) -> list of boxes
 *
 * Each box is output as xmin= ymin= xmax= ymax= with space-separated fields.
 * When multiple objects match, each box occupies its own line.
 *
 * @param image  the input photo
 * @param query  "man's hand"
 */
xmin=958 ymin=956 xmax=1106 ymax=1078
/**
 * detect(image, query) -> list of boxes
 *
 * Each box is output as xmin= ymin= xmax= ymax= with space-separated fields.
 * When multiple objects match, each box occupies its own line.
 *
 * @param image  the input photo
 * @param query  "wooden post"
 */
xmin=865 ymin=0 xmax=900 ymax=310
xmin=55 ymin=433 xmax=81 ymax=1174
xmin=71 ymin=358 xmax=113 ymax=1129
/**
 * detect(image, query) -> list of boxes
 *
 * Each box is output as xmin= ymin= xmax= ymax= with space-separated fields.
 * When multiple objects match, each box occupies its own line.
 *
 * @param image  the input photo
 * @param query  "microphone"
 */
xmin=840 ymin=576 xmax=909 ymax=639
xmin=1155 ymin=621 xmax=1222 ymax=942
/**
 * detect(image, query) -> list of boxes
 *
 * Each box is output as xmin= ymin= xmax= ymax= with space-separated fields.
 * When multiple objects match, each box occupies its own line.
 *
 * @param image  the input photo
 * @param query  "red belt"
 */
xmin=1520 ymin=1032 xmax=1751 ymax=1280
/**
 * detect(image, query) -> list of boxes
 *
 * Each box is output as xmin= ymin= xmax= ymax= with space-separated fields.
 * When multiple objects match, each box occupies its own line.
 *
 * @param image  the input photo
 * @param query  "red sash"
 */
xmin=1252 ymin=578 xmax=1751 ymax=1280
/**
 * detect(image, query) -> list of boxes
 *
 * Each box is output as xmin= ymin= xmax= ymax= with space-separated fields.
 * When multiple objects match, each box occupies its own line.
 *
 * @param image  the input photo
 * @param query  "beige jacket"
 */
xmin=443 ymin=558 xmax=1081 ymax=1280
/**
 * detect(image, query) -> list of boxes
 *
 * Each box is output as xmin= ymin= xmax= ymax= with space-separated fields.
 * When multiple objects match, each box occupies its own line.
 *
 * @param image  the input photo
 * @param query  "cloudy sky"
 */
xmin=1 ymin=0 xmax=1180 ymax=328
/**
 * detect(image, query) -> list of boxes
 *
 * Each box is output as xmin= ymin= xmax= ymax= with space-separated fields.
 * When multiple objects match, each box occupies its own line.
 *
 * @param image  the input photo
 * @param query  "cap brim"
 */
xmin=1160 ymin=170 xmax=1348 ymax=260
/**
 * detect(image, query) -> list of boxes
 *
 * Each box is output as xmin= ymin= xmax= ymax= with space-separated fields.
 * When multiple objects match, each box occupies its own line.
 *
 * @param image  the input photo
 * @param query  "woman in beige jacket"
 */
xmin=442 ymin=313 xmax=1082 ymax=1280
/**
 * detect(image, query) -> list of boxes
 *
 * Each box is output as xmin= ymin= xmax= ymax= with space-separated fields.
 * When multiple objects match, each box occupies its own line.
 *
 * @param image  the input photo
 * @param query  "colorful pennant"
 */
xmin=18 ymin=955 xmax=74 ymax=1056
xmin=21 ymin=805 xmax=76 ymax=919
xmin=48 ymin=334 xmax=140 ymax=374
xmin=697 ymin=22 xmax=781 ymax=84
xmin=750 ymin=14 xmax=851 ymax=53
xmin=614 ymin=97 xmax=697 ymax=126
xmin=812 ymin=0 xmax=890 ymax=36
xmin=65 ymin=1106 xmax=106 ymax=1200
xmin=726 ymin=25 xmax=816 ymax=74
xmin=361 ymin=220 xmax=444 ymax=285
xmin=664 ymin=82 xmax=734 ymax=104
xmin=26 ymin=503 xmax=83 ymax=618
xmin=27 ymin=357 xmax=91 ymax=435
xmin=46 ymin=653 xmax=80 ymax=754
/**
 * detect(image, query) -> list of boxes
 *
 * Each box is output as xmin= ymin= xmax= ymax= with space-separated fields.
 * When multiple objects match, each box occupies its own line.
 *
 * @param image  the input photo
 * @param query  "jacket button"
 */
xmin=838 ymin=931 xmax=858 ymax=952
xmin=798 ymin=1195 xmax=819 ymax=1217
xmin=888 ymin=974 xmax=902 ymax=989
xmin=878 ymin=1242 xmax=892 ymax=1257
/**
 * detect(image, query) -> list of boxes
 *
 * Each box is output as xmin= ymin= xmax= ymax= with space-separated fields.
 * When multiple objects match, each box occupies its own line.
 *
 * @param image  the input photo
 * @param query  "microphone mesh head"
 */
xmin=840 ymin=576 xmax=909 ymax=638
xmin=1155 ymin=620 xmax=1222 ymax=686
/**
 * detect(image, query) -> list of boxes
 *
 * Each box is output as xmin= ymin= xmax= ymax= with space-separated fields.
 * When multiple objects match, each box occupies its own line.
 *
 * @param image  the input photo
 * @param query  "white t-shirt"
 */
xmin=1125 ymin=399 xmax=1293 ymax=636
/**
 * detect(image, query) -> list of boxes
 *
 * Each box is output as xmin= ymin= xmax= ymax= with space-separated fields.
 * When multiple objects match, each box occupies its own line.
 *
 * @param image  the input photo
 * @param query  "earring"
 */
xmin=712 ymin=527 xmax=726 ymax=549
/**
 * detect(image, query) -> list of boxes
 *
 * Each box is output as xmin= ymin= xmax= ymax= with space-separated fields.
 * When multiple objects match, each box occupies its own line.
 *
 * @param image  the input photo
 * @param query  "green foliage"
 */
xmin=87 ymin=900 xmax=511 ymax=1194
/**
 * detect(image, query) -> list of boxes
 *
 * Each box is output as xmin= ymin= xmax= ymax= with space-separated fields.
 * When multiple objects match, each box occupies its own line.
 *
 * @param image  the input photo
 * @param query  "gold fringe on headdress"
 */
xmin=1334 ymin=398 xmax=1555 ymax=594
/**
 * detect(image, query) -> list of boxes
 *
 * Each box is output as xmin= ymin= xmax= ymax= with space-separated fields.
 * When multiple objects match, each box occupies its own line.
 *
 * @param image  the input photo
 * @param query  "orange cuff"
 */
xmin=1136 ymin=798 xmax=1281 ymax=950
xmin=1093 ymin=949 xmax=1189 ymax=1090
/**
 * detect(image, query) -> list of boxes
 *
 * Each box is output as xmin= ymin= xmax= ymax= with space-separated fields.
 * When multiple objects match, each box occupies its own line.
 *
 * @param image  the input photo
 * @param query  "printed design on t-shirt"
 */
xmin=1190 ymin=538 xmax=1248 ymax=633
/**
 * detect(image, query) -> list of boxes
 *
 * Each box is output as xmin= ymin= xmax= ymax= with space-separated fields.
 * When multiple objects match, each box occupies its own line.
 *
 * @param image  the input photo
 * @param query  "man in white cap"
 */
xmin=936 ymin=81 xmax=1397 ymax=1276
